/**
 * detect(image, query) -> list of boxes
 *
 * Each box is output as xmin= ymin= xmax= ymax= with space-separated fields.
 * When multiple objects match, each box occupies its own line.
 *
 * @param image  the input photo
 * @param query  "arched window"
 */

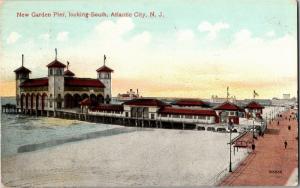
xmin=50 ymin=94 xmax=53 ymax=108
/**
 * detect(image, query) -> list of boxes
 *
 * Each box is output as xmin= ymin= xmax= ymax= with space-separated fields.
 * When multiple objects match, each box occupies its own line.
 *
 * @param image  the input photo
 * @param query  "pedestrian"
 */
xmin=252 ymin=144 xmax=255 ymax=151
xmin=277 ymin=121 xmax=279 ymax=126
xmin=284 ymin=140 xmax=287 ymax=149
xmin=288 ymin=125 xmax=291 ymax=130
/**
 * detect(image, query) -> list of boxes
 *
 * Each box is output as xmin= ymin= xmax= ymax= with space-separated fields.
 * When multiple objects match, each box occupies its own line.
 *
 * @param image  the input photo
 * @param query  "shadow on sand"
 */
xmin=17 ymin=127 xmax=137 ymax=153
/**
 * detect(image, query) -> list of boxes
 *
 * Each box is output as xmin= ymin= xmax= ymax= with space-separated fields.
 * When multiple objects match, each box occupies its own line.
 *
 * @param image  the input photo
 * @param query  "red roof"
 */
xmin=91 ymin=104 xmax=123 ymax=112
xmin=174 ymin=99 xmax=210 ymax=107
xmin=159 ymin=107 xmax=216 ymax=116
xmin=14 ymin=66 xmax=31 ymax=74
xmin=65 ymin=78 xmax=105 ymax=88
xmin=47 ymin=60 xmax=66 ymax=68
xmin=96 ymin=65 xmax=114 ymax=72
xmin=245 ymin=101 xmax=264 ymax=109
xmin=123 ymin=99 xmax=168 ymax=107
xmin=214 ymin=101 xmax=242 ymax=111
xmin=64 ymin=70 xmax=75 ymax=77
xmin=20 ymin=78 xmax=48 ymax=87
xmin=80 ymin=98 xmax=91 ymax=106
xmin=19 ymin=77 xmax=105 ymax=88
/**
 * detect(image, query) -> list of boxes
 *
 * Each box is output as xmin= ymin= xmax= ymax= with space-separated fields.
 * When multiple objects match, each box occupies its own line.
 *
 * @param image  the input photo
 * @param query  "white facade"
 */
xmin=48 ymin=67 xmax=65 ymax=110
xmin=158 ymin=114 xmax=215 ymax=124
xmin=98 ymin=72 xmax=112 ymax=102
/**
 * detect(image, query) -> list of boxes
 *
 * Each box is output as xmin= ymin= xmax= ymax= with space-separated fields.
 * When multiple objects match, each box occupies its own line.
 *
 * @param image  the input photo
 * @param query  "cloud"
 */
xmin=198 ymin=21 xmax=229 ymax=40
xmin=57 ymin=31 xmax=69 ymax=41
xmin=130 ymin=31 xmax=151 ymax=45
xmin=176 ymin=29 xmax=194 ymax=42
xmin=39 ymin=33 xmax=50 ymax=41
xmin=266 ymin=31 xmax=275 ymax=37
xmin=6 ymin=32 xmax=21 ymax=44
xmin=95 ymin=17 xmax=134 ymax=38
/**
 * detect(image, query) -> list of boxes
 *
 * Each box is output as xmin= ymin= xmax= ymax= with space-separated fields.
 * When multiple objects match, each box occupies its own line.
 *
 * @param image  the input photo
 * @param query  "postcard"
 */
xmin=0 ymin=0 xmax=298 ymax=187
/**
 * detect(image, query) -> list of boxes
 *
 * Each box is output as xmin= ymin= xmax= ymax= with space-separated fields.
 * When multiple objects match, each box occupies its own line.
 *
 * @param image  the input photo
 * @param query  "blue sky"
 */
xmin=0 ymin=0 xmax=297 ymax=98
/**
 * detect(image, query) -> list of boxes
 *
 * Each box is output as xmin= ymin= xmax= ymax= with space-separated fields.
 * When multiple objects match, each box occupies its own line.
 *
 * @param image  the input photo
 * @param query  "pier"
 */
xmin=2 ymin=107 xmax=202 ymax=131
xmin=1 ymin=104 xmax=18 ymax=114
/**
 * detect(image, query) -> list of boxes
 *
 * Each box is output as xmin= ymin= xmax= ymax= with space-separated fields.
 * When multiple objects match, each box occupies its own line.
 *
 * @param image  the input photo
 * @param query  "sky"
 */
xmin=0 ymin=0 xmax=298 ymax=99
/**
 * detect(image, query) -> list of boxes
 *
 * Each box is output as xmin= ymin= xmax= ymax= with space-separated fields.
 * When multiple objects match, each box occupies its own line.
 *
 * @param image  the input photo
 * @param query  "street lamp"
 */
xmin=228 ymin=120 xmax=234 ymax=172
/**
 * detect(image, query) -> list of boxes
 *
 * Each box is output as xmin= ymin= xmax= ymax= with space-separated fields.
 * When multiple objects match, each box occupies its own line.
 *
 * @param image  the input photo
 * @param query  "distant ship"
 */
xmin=116 ymin=89 xmax=141 ymax=102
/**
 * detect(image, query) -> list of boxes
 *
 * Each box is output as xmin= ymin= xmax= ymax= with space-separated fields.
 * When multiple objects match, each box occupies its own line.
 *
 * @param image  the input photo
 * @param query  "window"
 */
xmin=198 ymin=116 xmax=206 ymax=120
xmin=161 ymin=114 xmax=168 ymax=117
xmin=49 ymin=94 xmax=53 ymax=108
xmin=172 ymin=114 xmax=180 ymax=118
xmin=151 ymin=114 xmax=155 ymax=119
xmin=185 ymin=115 xmax=193 ymax=119
xmin=125 ymin=112 xmax=129 ymax=117
xmin=49 ymin=69 xmax=53 ymax=76
xmin=229 ymin=111 xmax=235 ymax=116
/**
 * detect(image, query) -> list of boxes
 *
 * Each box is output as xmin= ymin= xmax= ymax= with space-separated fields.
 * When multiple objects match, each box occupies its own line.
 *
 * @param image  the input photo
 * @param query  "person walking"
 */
xmin=284 ymin=140 xmax=287 ymax=149
xmin=288 ymin=125 xmax=291 ymax=131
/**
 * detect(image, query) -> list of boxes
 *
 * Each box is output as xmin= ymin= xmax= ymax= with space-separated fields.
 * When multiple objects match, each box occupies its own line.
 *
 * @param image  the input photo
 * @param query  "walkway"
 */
xmin=219 ymin=109 xmax=298 ymax=186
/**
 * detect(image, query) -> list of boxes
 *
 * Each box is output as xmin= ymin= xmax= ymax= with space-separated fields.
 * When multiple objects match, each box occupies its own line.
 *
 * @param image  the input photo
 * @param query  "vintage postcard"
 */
xmin=0 ymin=0 xmax=299 ymax=187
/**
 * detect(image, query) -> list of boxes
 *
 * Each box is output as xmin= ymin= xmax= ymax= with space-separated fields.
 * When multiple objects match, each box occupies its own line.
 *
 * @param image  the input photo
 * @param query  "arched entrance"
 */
xmin=25 ymin=93 xmax=30 ymax=109
xmin=64 ymin=94 xmax=73 ymax=108
xmin=105 ymin=94 xmax=110 ymax=104
xmin=90 ymin=94 xmax=97 ymax=106
xmin=57 ymin=94 xmax=62 ymax=109
xmin=131 ymin=107 xmax=137 ymax=118
xmin=21 ymin=94 xmax=25 ymax=110
xmin=36 ymin=94 xmax=40 ymax=110
xmin=31 ymin=94 xmax=35 ymax=109
xmin=97 ymin=94 xmax=104 ymax=104
xmin=81 ymin=93 xmax=89 ymax=100
xmin=42 ymin=93 xmax=48 ymax=110
xmin=73 ymin=94 xmax=81 ymax=108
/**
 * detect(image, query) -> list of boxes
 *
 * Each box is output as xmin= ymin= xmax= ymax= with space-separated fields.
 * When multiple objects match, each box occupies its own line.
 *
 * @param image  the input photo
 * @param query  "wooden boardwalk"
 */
xmin=219 ymin=109 xmax=298 ymax=186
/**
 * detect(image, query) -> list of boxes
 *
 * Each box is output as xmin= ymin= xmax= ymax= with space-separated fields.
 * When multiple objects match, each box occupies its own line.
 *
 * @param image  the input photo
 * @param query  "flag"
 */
xmin=253 ymin=90 xmax=259 ymax=98
xmin=67 ymin=61 xmax=70 ymax=69
xmin=227 ymin=86 xmax=230 ymax=99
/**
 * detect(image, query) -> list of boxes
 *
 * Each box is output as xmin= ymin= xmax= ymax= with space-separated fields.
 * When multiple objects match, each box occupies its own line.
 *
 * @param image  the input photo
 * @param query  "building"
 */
xmin=14 ymin=52 xmax=266 ymax=127
xmin=117 ymin=89 xmax=140 ymax=101
xmin=210 ymin=95 xmax=237 ymax=104
xmin=283 ymin=94 xmax=290 ymax=100
xmin=172 ymin=99 xmax=211 ymax=108
xmin=14 ymin=51 xmax=113 ymax=115
xmin=213 ymin=101 xmax=244 ymax=124
xmin=244 ymin=101 xmax=264 ymax=118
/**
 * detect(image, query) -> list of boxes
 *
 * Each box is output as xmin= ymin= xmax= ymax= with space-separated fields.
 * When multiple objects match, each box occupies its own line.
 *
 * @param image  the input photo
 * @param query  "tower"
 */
xmin=64 ymin=61 xmax=75 ymax=77
xmin=14 ymin=54 xmax=31 ymax=108
xmin=96 ymin=55 xmax=113 ymax=104
xmin=47 ymin=48 xmax=66 ymax=110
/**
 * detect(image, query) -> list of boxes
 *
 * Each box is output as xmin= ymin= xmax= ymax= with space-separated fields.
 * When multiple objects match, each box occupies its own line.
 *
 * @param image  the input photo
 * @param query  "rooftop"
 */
xmin=47 ymin=59 xmax=66 ymax=68
xmin=214 ymin=101 xmax=242 ymax=111
xmin=159 ymin=107 xmax=217 ymax=116
xmin=123 ymin=98 xmax=169 ymax=107
xmin=96 ymin=65 xmax=114 ymax=73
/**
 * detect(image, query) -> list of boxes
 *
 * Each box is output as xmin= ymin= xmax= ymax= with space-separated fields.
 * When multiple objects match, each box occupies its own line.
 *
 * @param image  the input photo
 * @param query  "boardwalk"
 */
xmin=219 ymin=109 xmax=298 ymax=186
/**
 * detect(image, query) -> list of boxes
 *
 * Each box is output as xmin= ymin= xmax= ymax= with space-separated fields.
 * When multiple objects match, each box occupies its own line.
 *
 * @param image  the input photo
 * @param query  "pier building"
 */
xmin=14 ymin=50 xmax=113 ymax=116
xmin=12 ymin=51 xmax=266 ymax=129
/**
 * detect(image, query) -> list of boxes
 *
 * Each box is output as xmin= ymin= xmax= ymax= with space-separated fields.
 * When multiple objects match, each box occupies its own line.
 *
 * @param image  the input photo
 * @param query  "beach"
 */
xmin=1 ymin=113 xmax=248 ymax=187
